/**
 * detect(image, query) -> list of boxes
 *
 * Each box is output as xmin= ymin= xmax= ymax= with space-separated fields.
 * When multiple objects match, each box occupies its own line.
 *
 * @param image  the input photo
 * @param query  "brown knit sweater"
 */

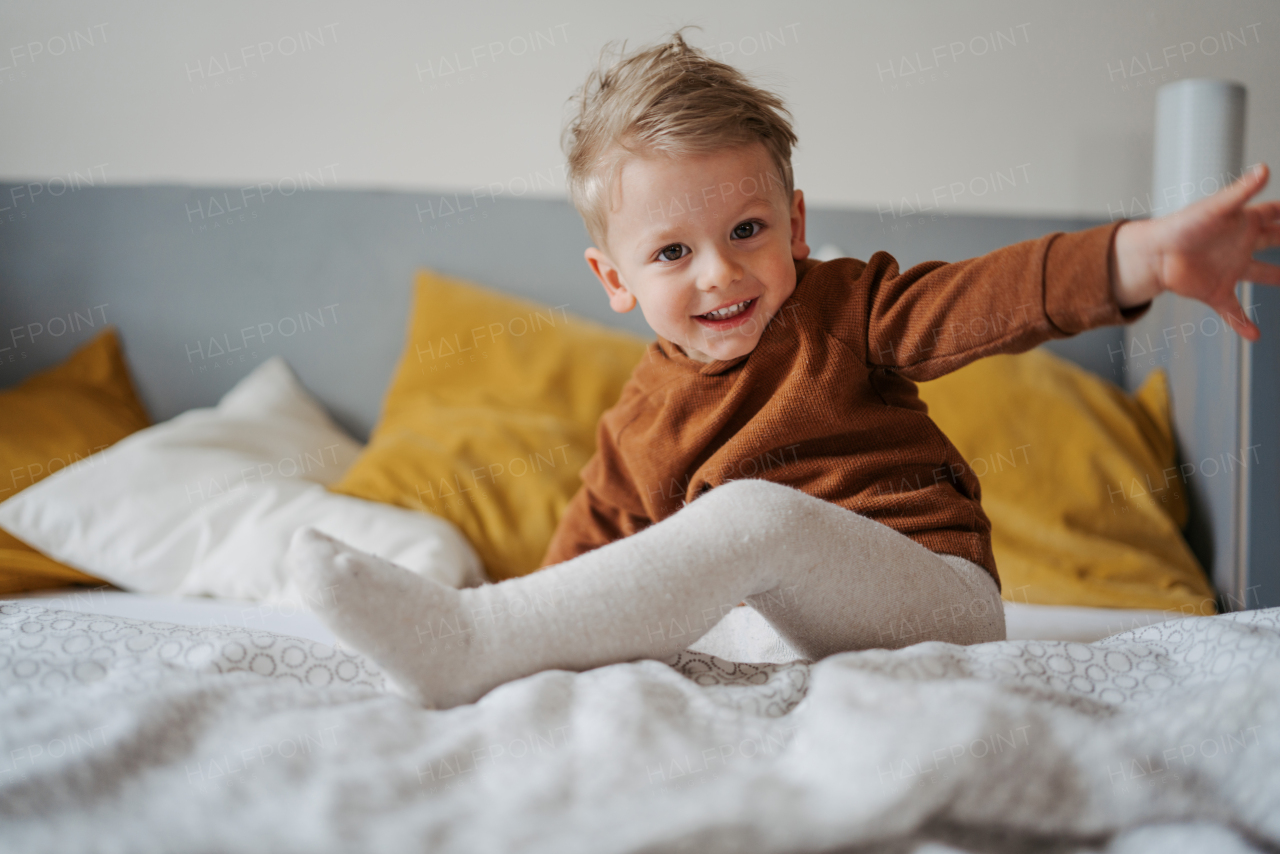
xmin=541 ymin=220 xmax=1149 ymax=588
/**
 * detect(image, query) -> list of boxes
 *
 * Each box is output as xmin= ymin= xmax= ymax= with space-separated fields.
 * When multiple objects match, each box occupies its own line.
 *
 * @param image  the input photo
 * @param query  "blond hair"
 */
xmin=562 ymin=28 xmax=797 ymax=250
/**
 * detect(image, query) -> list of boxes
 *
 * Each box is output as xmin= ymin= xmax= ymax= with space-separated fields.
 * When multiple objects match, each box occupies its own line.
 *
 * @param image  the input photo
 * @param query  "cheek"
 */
xmin=665 ymin=293 xmax=695 ymax=321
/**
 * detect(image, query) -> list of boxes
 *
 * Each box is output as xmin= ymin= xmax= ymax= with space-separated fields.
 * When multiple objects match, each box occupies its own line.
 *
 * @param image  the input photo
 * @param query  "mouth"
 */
xmin=693 ymin=297 xmax=758 ymax=329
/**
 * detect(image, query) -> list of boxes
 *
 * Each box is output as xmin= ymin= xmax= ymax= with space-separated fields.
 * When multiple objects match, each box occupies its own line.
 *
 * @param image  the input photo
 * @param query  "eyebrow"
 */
xmin=633 ymin=196 xmax=777 ymax=253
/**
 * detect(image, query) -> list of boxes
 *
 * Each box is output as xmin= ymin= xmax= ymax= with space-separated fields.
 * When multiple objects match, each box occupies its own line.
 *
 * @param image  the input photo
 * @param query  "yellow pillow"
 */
xmin=917 ymin=349 xmax=1216 ymax=613
xmin=330 ymin=270 xmax=650 ymax=581
xmin=0 ymin=328 xmax=151 ymax=594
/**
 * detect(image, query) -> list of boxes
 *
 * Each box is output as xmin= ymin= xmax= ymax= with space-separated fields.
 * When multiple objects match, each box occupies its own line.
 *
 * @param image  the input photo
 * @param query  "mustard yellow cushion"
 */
xmin=917 ymin=349 xmax=1216 ymax=613
xmin=0 ymin=329 xmax=151 ymax=594
xmin=329 ymin=270 xmax=650 ymax=581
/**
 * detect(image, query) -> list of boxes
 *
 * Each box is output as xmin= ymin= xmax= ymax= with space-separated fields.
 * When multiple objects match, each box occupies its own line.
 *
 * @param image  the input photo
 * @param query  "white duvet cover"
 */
xmin=10 ymin=588 xmax=1199 ymax=656
xmin=2 ymin=600 xmax=1276 ymax=853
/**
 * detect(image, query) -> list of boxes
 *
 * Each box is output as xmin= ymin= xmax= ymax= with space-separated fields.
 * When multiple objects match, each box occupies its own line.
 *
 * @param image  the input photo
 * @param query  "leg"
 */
xmin=744 ymin=550 xmax=1003 ymax=658
xmin=288 ymin=479 xmax=1004 ymax=708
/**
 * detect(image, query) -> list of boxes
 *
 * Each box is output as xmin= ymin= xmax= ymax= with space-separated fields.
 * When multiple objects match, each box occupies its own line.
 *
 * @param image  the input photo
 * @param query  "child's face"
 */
xmin=584 ymin=143 xmax=809 ymax=364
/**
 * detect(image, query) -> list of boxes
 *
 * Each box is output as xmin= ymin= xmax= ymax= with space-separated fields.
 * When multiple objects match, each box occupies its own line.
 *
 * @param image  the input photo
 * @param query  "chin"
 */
xmin=704 ymin=339 xmax=757 ymax=361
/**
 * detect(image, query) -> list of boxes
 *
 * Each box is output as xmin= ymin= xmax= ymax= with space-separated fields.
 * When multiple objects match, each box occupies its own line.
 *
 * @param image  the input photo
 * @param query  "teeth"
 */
xmin=701 ymin=299 xmax=751 ymax=320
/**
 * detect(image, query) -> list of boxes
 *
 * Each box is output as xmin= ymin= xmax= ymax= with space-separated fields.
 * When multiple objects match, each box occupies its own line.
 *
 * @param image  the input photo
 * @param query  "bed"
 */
xmin=4 ymin=593 xmax=1277 ymax=852
xmin=2 ymin=184 xmax=1278 ymax=851
xmin=6 ymin=588 xmax=1208 ymax=651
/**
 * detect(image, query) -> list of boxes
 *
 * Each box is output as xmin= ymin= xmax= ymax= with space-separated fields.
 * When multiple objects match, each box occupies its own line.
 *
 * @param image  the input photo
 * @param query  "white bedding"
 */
xmin=2 ymin=597 xmax=1277 ymax=852
xmin=10 ymin=588 xmax=1198 ymax=654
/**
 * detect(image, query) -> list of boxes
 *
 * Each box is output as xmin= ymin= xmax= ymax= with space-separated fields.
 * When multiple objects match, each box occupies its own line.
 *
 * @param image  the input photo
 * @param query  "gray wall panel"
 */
xmin=11 ymin=185 xmax=1267 ymax=604
xmin=1 ymin=186 xmax=1118 ymax=438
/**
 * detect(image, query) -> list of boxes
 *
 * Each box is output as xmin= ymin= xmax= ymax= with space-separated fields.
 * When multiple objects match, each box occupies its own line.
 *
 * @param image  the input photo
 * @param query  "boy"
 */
xmin=290 ymin=33 xmax=1279 ymax=709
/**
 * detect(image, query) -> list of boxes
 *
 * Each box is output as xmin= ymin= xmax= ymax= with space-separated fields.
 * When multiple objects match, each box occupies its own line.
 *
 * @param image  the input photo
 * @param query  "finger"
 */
xmin=1245 ymin=260 xmax=1280 ymax=286
xmin=1205 ymin=163 xmax=1270 ymax=214
xmin=1254 ymin=211 xmax=1280 ymax=240
xmin=1247 ymin=200 xmax=1280 ymax=231
xmin=1251 ymin=206 xmax=1280 ymax=234
xmin=1211 ymin=293 xmax=1260 ymax=341
xmin=1252 ymin=224 xmax=1280 ymax=254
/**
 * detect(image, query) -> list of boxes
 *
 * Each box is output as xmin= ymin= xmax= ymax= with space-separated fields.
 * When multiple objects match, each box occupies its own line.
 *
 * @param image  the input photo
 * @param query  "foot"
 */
xmin=286 ymin=526 xmax=479 ymax=708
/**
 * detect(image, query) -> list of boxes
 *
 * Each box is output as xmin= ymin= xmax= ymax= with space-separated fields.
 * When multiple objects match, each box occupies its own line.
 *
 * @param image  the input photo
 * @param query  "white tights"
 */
xmin=288 ymin=478 xmax=1005 ymax=708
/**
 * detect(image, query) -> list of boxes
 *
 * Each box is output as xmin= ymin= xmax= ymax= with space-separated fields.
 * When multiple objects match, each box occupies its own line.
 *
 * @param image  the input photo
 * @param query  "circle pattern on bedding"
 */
xmin=0 ymin=601 xmax=386 ymax=698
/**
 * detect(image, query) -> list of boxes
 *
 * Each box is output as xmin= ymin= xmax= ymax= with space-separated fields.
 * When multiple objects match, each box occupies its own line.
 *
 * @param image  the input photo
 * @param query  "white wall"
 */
xmin=1 ymin=0 xmax=1276 ymax=217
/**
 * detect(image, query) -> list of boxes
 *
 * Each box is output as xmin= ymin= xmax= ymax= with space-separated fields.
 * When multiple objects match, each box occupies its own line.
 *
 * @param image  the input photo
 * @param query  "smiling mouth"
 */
xmin=695 ymin=298 xmax=756 ymax=321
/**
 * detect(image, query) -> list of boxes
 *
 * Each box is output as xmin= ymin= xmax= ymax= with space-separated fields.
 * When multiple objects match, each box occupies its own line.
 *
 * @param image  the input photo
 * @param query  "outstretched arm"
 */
xmin=1112 ymin=163 xmax=1280 ymax=340
xmin=859 ymin=221 xmax=1144 ymax=382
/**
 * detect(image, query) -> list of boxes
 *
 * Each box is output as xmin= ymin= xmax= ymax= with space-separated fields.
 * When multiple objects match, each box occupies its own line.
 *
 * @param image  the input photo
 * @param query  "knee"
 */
xmin=707 ymin=478 xmax=883 ymax=536
xmin=674 ymin=479 xmax=804 ymax=552
xmin=694 ymin=478 xmax=818 ymax=529
xmin=705 ymin=477 xmax=801 ymax=502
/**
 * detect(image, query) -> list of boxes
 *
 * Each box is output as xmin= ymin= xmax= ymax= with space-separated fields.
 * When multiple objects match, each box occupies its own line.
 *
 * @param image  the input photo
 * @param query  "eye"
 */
xmin=657 ymin=243 xmax=688 ymax=262
xmin=732 ymin=221 xmax=763 ymax=239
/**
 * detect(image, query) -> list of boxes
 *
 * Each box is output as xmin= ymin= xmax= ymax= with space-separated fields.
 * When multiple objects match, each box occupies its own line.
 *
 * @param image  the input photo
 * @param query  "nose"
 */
xmin=696 ymin=246 xmax=743 ymax=292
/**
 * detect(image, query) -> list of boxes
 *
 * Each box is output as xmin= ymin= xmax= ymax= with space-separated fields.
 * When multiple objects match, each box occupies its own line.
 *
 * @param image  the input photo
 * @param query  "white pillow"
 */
xmin=0 ymin=358 xmax=485 ymax=599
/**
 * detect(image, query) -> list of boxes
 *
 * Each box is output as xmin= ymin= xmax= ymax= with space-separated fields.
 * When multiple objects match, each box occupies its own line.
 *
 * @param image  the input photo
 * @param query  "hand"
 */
xmin=1112 ymin=163 xmax=1280 ymax=341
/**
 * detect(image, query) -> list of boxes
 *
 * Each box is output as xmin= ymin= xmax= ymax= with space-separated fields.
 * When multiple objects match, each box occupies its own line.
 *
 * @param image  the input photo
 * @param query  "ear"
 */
xmin=584 ymin=246 xmax=637 ymax=313
xmin=789 ymin=189 xmax=810 ymax=261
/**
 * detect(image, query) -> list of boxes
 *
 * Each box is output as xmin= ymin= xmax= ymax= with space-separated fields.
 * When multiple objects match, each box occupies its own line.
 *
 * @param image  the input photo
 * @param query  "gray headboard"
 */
xmin=1 ymin=184 xmax=1275 ymax=608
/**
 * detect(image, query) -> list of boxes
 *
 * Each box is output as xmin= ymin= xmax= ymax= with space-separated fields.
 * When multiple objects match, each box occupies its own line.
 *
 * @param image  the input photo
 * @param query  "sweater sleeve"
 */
xmin=860 ymin=220 xmax=1150 ymax=382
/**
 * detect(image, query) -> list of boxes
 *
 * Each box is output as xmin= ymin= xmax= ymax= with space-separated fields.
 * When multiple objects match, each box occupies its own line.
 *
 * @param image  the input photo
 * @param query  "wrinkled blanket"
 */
xmin=1 ymin=601 xmax=1278 ymax=853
